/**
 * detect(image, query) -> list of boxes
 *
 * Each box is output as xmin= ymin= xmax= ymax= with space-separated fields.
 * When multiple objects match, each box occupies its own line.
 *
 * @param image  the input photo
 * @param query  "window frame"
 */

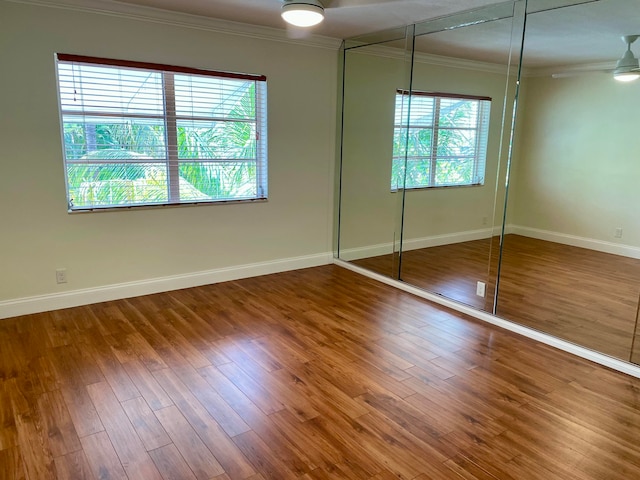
xmin=56 ymin=54 xmax=268 ymax=212
xmin=392 ymin=89 xmax=491 ymax=191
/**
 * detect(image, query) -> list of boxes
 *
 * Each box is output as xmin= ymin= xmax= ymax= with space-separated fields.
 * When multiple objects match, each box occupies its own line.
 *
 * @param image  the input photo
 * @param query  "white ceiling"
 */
xmin=31 ymin=0 xmax=640 ymax=69
xmin=97 ymin=0 xmax=504 ymax=39
xmin=410 ymin=0 xmax=640 ymax=69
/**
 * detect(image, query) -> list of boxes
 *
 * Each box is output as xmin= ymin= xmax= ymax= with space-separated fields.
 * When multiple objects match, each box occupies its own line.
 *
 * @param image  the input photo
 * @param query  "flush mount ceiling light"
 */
xmin=281 ymin=0 xmax=325 ymax=28
xmin=614 ymin=35 xmax=640 ymax=82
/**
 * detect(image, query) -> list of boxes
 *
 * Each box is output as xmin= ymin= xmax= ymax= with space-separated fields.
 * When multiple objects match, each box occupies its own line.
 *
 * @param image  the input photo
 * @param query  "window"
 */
xmin=392 ymin=90 xmax=491 ymax=190
xmin=56 ymin=54 xmax=267 ymax=211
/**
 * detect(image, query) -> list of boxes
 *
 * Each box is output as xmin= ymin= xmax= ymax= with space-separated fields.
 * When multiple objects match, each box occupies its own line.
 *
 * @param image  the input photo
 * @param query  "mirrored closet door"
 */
xmin=497 ymin=0 xmax=640 ymax=360
xmin=337 ymin=26 xmax=415 ymax=279
xmin=397 ymin=2 xmax=523 ymax=312
xmin=337 ymin=0 xmax=640 ymax=364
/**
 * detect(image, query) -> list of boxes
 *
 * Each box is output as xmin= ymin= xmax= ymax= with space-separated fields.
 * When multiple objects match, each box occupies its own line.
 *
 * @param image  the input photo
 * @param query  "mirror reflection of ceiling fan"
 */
xmin=280 ymin=0 xmax=394 ymax=27
xmin=613 ymin=35 xmax=640 ymax=81
xmin=551 ymin=35 xmax=639 ymax=81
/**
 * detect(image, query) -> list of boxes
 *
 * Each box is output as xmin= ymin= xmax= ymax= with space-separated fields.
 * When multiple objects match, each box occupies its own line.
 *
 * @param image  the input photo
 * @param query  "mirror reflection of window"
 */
xmin=392 ymin=90 xmax=491 ymax=191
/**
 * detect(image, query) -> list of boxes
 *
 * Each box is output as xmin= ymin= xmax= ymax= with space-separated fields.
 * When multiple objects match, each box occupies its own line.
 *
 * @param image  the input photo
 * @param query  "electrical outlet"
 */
xmin=56 ymin=268 xmax=67 ymax=284
xmin=615 ymin=227 xmax=623 ymax=238
xmin=476 ymin=281 xmax=486 ymax=297
xmin=482 ymin=216 xmax=488 ymax=226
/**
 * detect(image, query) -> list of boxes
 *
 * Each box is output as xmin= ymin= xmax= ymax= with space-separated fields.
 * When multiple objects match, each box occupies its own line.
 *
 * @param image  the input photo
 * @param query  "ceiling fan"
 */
xmin=281 ymin=0 xmax=394 ymax=28
xmin=552 ymin=34 xmax=640 ymax=81
xmin=613 ymin=35 xmax=640 ymax=81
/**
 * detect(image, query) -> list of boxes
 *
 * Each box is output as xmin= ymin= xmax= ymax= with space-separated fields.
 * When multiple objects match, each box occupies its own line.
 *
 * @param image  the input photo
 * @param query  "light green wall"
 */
xmin=0 ymin=1 xmax=337 ymax=301
xmin=339 ymin=50 xmax=407 ymax=252
xmin=339 ymin=48 xmax=512 ymax=253
xmin=509 ymin=73 xmax=640 ymax=246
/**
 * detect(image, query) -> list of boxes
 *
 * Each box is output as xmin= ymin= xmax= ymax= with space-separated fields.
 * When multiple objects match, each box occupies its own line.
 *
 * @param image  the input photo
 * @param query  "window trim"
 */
xmin=56 ymin=54 xmax=268 ymax=212
xmin=392 ymin=89 xmax=491 ymax=191
xmin=56 ymin=54 xmax=267 ymax=82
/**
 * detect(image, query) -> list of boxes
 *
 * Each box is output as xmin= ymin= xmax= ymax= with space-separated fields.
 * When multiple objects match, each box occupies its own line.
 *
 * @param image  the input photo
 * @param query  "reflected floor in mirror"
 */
xmin=352 ymin=238 xmax=498 ymax=311
xmin=352 ymin=234 xmax=640 ymax=361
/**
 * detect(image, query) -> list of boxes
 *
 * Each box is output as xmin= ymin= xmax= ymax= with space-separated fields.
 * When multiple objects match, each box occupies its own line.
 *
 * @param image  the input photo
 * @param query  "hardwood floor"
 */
xmin=353 ymin=235 xmax=640 ymax=361
xmin=2 ymin=265 xmax=640 ymax=479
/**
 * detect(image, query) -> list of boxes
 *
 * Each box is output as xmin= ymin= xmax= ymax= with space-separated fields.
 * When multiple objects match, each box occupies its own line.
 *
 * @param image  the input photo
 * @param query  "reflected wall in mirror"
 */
xmin=498 ymin=0 xmax=640 ymax=361
xmin=338 ymin=27 xmax=414 ymax=279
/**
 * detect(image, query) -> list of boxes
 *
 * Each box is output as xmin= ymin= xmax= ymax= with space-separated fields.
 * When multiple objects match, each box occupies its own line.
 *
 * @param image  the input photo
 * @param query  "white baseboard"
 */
xmin=0 ymin=252 xmax=333 ymax=320
xmin=339 ymin=227 xmax=495 ymax=261
xmin=508 ymin=225 xmax=640 ymax=259
xmin=334 ymin=258 xmax=640 ymax=379
xmin=338 ymin=241 xmax=395 ymax=262
xmin=339 ymin=224 xmax=640 ymax=262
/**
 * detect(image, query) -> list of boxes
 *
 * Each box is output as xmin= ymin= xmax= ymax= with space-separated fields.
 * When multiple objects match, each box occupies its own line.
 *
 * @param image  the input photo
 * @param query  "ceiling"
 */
xmin=409 ymin=0 xmax=640 ymax=69
xmin=94 ymin=0 xmax=504 ymax=39
xmin=33 ymin=0 xmax=640 ymax=69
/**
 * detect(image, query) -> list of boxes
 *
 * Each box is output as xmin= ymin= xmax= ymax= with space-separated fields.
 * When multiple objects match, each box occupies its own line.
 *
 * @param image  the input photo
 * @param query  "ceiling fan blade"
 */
xmin=324 ymin=0 xmax=400 ymax=9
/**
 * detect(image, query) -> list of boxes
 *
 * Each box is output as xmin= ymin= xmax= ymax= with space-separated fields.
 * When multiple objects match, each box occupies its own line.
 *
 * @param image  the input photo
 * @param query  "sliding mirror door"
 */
xmin=497 ymin=0 xmax=640 ymax=360
xmin=337 ymin=0 xmax=640 ymax=366
xmin=337 ymin=27 xmax=414 ymax=278
xmin=397 ymin=2 xmax=525 ymax=311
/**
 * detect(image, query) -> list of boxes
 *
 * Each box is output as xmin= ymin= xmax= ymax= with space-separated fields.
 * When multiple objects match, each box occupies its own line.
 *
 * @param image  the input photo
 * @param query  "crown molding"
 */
xmin=413 ymin=50 xmax=510 ymax=75
xmin=4 ymin=0 xmax=343 ymax=50
xmin=350 ymin=43 xmax=618 ymax=79
xmin=352 ymin=43 xmax=511 ymax=75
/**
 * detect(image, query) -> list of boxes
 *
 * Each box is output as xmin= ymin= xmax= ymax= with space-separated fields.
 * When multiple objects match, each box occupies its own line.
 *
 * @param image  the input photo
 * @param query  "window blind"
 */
xmin=56 ymin=54 xmax=268 ymax=210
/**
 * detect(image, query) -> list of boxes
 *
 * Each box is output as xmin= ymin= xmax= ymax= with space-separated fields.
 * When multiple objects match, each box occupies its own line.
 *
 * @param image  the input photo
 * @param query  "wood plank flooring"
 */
xmin=353 ymin=234 xmax=640 ymax=361
xmin=2 ymin=264 xmax=640 ymax=479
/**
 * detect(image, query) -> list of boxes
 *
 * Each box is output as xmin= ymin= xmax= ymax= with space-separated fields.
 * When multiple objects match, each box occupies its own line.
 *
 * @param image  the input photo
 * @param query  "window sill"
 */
xmin=390 ymin=183 xmax=484 ymax=193
xmin=68 ymin=197 xmax=268 ymax=213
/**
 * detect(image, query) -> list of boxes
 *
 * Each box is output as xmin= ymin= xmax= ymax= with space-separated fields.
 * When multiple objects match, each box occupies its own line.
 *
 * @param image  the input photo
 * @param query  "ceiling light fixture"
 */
xmin=614 ymin=35 xmax=640 ymax=82
xmin=281 ymin=0 xmax=325 ymax=28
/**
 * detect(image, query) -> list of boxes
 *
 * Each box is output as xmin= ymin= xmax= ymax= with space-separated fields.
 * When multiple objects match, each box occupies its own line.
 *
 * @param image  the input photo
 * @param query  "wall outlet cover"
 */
xmin=56 ymin=268 xmax=67 ymax=284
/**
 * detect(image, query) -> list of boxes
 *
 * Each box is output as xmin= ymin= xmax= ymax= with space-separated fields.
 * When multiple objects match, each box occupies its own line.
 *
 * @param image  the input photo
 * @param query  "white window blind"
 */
xmin=392 ymin=90 xmax=491 ymax=190
xmin=56 ymin=54 xmax=268 ymax=211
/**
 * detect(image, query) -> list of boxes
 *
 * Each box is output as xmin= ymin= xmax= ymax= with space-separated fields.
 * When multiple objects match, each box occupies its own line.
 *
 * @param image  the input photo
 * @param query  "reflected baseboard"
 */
xmin=340 ymin=225 xmax=640 ymax=262
xmin=339 ymin=227 xmax=495 ymax=261
xmin=334 ymin=258 xmax=640 ymax=379
xmin=507 ymin=224 xmax=640 ymax=259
